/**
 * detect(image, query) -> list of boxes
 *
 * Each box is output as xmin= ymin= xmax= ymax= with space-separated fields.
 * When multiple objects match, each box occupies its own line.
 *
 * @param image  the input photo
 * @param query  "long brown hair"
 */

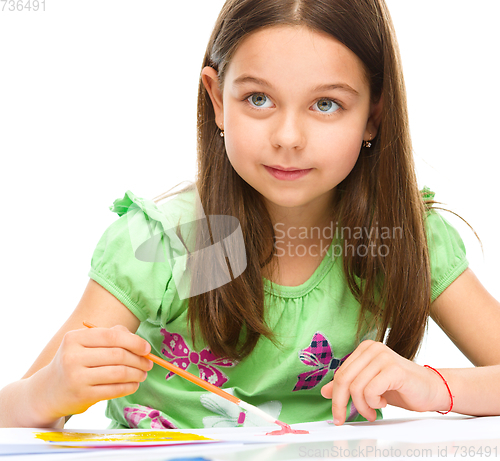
xmin=163 ymin=0 xmax=432 ymax=362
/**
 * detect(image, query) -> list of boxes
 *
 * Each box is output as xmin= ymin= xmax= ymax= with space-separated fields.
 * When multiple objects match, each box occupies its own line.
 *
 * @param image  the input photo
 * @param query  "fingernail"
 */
xmin=333 ymin=418 xmax=340 ymax=425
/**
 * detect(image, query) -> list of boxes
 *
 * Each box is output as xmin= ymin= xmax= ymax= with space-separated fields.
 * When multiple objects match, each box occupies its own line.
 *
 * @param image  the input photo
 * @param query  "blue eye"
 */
xmin=248 ymin=93 xmax=272 ymax=108
xmin=315 ymin=99 xmax=341 ymax=114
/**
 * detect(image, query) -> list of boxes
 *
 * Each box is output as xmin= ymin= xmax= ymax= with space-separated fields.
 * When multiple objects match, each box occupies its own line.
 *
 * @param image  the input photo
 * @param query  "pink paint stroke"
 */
xmin=265 ymin=420 xmax=309 ymax=435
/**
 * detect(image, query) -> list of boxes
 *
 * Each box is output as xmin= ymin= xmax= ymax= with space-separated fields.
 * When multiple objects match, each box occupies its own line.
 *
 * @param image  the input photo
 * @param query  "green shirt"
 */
xmin=88 ymin=187 xmax=468 ymax=429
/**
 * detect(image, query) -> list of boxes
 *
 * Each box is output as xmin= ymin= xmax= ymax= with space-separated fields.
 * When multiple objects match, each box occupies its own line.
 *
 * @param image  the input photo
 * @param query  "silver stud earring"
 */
xmin=220 ymin=130 xmax=224 ymax=138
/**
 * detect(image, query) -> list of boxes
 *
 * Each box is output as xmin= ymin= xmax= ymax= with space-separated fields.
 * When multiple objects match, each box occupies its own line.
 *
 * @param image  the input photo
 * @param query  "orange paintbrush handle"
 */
xmin=82 ymin=321 xmax=240 ymax=405
xmin=144 ymin=351 xmax=240 ymax=404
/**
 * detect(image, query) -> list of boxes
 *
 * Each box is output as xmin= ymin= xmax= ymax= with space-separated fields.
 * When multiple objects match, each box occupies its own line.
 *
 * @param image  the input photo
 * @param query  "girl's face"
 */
xmin=202 ymin=25 xmax=381 ymax=219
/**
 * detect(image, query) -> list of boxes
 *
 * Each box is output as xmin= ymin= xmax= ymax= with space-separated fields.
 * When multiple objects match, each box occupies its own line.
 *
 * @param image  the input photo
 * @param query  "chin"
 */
xmin=262 ymin=192 xmax=313 ymax=209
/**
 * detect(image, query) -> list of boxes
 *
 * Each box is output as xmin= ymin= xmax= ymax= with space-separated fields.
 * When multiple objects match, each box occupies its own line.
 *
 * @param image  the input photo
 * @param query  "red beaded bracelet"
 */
xmin=424 ymin=365 xmax=454 ymax=414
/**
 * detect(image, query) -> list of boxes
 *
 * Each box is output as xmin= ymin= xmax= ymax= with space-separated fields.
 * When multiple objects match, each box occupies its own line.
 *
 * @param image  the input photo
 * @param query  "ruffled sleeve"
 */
xmin=423 ymin=188 xmax=469 ymax=302
xmin=88 ymin=189 xmax=197 ymax=324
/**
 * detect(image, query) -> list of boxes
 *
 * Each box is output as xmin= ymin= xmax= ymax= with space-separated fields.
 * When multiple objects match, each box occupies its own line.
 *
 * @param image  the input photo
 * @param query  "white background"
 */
xmin=0 ymin=1 xmax=498 ymax=428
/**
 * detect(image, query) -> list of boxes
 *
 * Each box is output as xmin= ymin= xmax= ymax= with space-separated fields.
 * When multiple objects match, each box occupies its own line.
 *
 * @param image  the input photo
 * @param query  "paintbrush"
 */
xmin=82 ymin=321 xmax=301 ymax=432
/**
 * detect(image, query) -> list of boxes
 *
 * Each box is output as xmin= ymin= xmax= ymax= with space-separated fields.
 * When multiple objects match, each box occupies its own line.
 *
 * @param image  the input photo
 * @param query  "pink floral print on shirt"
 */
xmin=160 ymin=329 xmax=236 ymax=387
xmin=124 ymin=405 xmax=177 ymax=429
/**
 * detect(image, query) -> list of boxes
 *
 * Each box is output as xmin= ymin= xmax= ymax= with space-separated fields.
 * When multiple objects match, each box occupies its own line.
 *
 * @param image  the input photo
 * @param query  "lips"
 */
xmin=264 ymin=165 xmax=312 ymax=181
xmin=266 ymin=165 xmax=307 ymax=172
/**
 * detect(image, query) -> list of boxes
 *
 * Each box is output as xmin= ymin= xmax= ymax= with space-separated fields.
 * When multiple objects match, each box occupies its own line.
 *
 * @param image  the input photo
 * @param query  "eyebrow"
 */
xmin=232 ymin=74 xmax=360 ymax=96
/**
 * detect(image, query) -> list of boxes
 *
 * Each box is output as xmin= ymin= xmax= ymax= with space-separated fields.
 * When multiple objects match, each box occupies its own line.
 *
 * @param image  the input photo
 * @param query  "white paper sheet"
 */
xmin=1 ymin=417 xmax=500 ymax=460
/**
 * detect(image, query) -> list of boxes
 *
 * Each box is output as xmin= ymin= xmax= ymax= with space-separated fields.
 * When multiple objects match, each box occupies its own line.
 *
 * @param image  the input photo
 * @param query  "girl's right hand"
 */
xmin=0 ymin=279 xmax=148 ymax=428
xmin=39 ymin=324 xmax=153 ymax=421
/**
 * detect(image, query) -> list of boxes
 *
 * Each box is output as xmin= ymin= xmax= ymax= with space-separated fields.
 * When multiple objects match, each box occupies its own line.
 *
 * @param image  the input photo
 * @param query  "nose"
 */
xmin=270 ymin=109 xmax=306 ymax=150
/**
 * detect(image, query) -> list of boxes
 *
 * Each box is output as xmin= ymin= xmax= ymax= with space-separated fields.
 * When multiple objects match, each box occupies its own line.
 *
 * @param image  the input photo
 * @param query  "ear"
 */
xmin=364 ymin=93 xmax=384 ymax=141
xmin=201 ymin=66 xmax=225 ymax=130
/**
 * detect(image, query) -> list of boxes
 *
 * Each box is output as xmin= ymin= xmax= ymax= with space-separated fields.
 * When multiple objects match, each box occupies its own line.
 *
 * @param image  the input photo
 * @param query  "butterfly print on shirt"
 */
xmin=160 ymin=329 xmax=236 ymax=387
xmin=293 ymin=331 xmax=351 ymax=391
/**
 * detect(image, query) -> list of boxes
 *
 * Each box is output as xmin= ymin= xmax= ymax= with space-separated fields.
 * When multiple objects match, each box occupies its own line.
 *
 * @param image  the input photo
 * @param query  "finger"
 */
xmin=82 ymin=347 xmax=153 ymax=372
xmin=71 ymin=326 xmax=151 ymax=356
xmin=89 ymin=382 xmax=142 ymax=403
xmin=336 ymin=340 xmax=377 ymax=369
xmin=330 ymin=342 xmax=389 ymax=425
xmin=329 ymin=371 xmax=353 ymax=425
xmin=321 ymin=380 xmax=334 ymax=398
xmin=321 ymin=341 xmax=379 ymax=400
xmin=346 ymin=361 xmax=387 ymax=423
xmin=111 ymin=325 xmax=132 ymax=332
xmin=363 ymin=369 xmax=394 ymax=410
xmin=108 ymin=325 xmax=152 ymax=357
xmin=335 ymin=340 xmax=384 ymax=377
xmin=86 ymin=365 xmax=148 ymax=386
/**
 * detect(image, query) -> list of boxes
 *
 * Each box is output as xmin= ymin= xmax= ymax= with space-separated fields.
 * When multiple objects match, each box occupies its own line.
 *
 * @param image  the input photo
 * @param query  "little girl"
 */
xmin=2 ymin=0 xmax=500 ymax=430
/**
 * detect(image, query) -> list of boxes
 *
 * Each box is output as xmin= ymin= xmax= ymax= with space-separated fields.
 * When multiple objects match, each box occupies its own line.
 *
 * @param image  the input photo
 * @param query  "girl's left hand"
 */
xmin=320 ymin=340 xmax=450 ymax=425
